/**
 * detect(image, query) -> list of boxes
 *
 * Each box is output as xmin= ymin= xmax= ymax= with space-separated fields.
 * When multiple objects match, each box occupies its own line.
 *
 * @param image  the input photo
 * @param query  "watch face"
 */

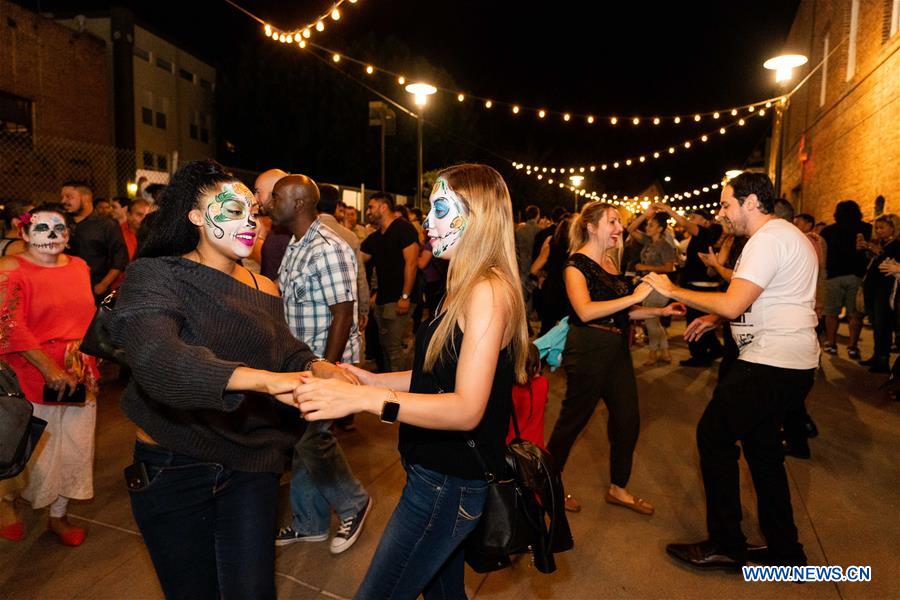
xmin=381 ymin=400 xmax=400 ymax=423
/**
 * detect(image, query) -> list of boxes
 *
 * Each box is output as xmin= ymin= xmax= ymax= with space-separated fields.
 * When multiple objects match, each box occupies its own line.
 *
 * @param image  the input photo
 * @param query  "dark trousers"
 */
xmin=128 ymin=441 xmax=279 ymax=600
xmin=866 ymin=287 xmax=895 ymax=360
xmin=546 ymin=326 xmax=640 ymax=487
xmin=697 ymin=360 xmax=814 ymax=564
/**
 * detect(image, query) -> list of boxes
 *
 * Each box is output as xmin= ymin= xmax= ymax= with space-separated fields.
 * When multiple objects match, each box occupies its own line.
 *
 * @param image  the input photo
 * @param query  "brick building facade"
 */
xmin=0 ymin=0 xmax=110 ymax=143
xmin=779 ymin=0 xmax=900 ymax=221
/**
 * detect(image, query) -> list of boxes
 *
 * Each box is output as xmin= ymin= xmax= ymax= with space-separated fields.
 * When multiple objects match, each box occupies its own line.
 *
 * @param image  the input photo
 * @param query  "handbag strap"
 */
xmin=464 ymin=394 xmax=522 ymax=483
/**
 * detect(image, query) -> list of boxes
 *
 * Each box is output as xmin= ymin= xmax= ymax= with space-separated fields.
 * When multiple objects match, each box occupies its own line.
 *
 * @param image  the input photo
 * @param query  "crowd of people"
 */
xmin=0 ymin=161 xmax=894 ymax=598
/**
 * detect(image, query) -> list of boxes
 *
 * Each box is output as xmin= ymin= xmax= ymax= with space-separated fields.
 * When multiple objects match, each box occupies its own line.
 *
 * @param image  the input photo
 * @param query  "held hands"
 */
xmin=293 ymin=377 xmax=364 ymax=421
xmin=684 ymin=314 xmax=720 ymax=342
xmin=311 ymin=360 xmax=360 ymax=385
xmin=338 ymin=363 xmax=378 ymax=386
xmin=642 ymin=272 xmax=676 ymax=297
xmin=633 ymin=282 xmax=653 ymax=302
xmin=42 ymin=362 xmax=78 ymax=401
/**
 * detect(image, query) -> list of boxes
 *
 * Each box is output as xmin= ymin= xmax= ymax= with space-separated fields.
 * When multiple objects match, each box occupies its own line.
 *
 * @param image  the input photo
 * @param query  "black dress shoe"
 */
xmin=665 ymin=540 xmax=745 ymax=571
xmin=679 ymin=357 xmax=713 ymax=368
xmin=803 ymin=416 xmax=818 ymax=439
xmin=781 ymin=439 xmax=811 ymax=459
xmin=746 ymin=544 xmax=769 ymax=564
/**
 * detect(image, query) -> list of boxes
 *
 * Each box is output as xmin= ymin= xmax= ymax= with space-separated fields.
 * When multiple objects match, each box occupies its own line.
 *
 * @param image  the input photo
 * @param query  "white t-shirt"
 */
xmin=730 ymin=218 xmax=820 ymax=369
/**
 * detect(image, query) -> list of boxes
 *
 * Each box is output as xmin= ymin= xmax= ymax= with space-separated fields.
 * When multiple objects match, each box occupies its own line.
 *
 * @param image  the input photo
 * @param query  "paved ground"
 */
xmin=1 ymin=322 xmax=897 ymax=599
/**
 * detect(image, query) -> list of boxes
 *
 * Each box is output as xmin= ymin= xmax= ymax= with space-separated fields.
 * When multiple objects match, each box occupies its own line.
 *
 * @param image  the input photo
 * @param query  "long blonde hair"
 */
xmin=568 ymin=201 xmax=617 ymax=255
xmin=423 ymin=164 xmax=529 ymax=383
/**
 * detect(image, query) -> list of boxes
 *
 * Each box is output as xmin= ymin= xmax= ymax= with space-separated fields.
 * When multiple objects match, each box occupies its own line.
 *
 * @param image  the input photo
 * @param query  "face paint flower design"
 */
xmin=25 ymin=212 xmax=69 ymax=256
xmin=203 ymin=182 xmax=258 ymax=258
xmin=424 ymin=178 xmax=468 ymax=258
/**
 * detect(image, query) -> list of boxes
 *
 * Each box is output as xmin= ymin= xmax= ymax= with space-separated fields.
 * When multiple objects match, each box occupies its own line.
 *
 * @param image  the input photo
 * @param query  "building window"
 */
xmin=156 ymin=56 xmax=173 ymax=73
xmin=155 ymin=96 xmax=168 ymax=130
xmin=133 ymin=46 xmax=150 ymax=62
xmin=142 ymin=151 xmax=154 ymax=168
xmin=886 ymin=0 xmax=900 ymax=42
xmin=200 ymin=78 xmax=214 ymax=92
xmin=201 ymin=114 xmax=210 ymax=144
xmin=190 ymin=110 xmax=199 ymax=140
xmin=141 ymin=90 xmax=154 ymax=125
xmin=0 ymin=91 xmax=33 ymax=138
xmin=846 ymin=0 xmax=859 ymax=81
xmin=820 ymin=33 xmax=829 ymax=108
xmin=157 ymin=154 xmax=168 ymax=171
xmin=179 ymin=67 xmax=194 ymax=83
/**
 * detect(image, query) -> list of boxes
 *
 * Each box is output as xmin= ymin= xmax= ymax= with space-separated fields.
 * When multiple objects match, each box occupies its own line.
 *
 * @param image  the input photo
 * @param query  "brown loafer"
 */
xmin=605 ymin=491 xmax=654 ymax=515
xmin=564 ymin=494 xmax=582 ymax=513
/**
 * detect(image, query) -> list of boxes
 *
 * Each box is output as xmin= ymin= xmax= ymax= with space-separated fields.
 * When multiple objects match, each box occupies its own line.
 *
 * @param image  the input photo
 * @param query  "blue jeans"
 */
xmin=355 ymin=461 xmax=488 ymax=600
xmin=290 ymin=419 xmax=369 ymax=533
xmin=128 ymin=441 xmax=279 ymax=600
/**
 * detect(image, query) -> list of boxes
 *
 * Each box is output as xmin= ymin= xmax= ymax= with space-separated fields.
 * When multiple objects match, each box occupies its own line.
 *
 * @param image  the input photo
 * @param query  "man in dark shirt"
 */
xmin=360 ymin=192 xmax=419 ymax=372
xmin=819 ymin=199 xmax=872 ymax=358
xmin=253 ymin=168 xmax=292 ymax=280
xmin=60 ymin=180 xmax=128 ymax=300
xmin=654 ymin=204 xmax=723 ymax=366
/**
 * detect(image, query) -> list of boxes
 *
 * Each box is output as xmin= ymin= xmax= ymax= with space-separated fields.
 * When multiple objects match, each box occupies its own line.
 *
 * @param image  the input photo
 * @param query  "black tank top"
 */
xmin=399 ymin=312 xmax=513 ymax=480
xmin=565 ymin=253 xmax=633 ymax=330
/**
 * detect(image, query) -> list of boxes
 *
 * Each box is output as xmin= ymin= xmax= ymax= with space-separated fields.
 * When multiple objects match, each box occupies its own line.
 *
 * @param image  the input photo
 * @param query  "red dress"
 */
xmin=0 ymin=256 xmax=98 ymax=404
xmin=507 ymin=375 xmax=549 ymax=448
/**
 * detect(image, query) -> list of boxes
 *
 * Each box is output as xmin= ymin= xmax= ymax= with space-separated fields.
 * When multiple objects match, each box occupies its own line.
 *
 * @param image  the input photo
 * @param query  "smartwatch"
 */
xmin=380 ymin=389 xmax=400 ymax=423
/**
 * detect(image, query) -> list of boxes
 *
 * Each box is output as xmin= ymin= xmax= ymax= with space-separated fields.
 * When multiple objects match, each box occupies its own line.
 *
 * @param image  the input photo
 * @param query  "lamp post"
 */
xmin=569 ymin=175 xmax=584 ymax=211
xmin=763 ymin=54 xmax=807 ymax=197
xmin=405 ymin=83 xmax=437 ymax=209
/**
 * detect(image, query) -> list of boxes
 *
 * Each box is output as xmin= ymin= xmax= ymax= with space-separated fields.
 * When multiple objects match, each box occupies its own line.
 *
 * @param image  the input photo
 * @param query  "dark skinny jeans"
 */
xmin=547 ymin=325 xmax=640 ymax=487
xmin=128 ymin=441 xmax=279 ymax=600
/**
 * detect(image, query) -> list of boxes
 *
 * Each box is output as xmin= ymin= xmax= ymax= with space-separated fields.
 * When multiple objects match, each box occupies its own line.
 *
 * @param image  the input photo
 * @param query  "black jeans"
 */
xmin=128 ymin=441 xmax=279 ymax=600
xmin=697 ymin=361 xmax=814 ymax=565
xmin=865 ymin=286 xmax=895 ymax=360
xmin=547 ymin=326 xmax=640 ymax=487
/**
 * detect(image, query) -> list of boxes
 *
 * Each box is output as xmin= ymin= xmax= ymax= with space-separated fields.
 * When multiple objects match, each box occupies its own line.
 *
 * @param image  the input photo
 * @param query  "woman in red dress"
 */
xmin=0 ymin=203 xmax=98 ymax=546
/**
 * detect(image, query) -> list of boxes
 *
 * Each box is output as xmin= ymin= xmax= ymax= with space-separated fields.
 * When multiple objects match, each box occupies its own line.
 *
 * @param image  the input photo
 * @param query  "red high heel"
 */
xmin=0 ymin=521 xmax=25 ymax=542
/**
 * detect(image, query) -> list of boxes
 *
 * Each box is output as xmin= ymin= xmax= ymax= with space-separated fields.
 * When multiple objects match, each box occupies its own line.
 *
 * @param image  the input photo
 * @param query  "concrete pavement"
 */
xmin=1 ymin=323 xmax=897 ymax=599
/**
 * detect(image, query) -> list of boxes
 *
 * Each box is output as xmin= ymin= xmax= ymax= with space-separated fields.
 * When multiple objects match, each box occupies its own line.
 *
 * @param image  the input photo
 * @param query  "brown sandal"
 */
xmin=564 ymin=494 xmax=582 ymax=513
xmin=605 ymin=491 xmax=654 ymax=515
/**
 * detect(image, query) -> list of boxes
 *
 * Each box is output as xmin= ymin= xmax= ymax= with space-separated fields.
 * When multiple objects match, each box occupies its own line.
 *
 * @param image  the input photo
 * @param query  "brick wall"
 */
xmin=0 ymin=0 xmax=111 ymax=144
xmin=780 ymin=0 xmax=900 ymax=222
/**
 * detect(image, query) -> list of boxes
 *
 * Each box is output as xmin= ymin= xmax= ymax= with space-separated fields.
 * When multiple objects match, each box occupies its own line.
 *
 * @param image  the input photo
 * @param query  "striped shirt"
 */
xmin=278 ymin=219 xmax=360 ymax=363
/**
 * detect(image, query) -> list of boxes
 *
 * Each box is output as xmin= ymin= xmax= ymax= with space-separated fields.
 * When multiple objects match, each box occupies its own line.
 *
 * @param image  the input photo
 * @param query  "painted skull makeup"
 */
xmin=25 ymin=212 xmax=69 ymax=256
xmin=424 ymin=178 xmax=468 ymax=258
xmin=203 ymin=182 xmax=258 ymax=258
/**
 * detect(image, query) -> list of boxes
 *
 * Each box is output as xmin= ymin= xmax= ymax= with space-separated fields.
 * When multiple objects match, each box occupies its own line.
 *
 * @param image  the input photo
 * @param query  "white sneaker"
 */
xmin=330 ymin=497 xmax=373 ymax=554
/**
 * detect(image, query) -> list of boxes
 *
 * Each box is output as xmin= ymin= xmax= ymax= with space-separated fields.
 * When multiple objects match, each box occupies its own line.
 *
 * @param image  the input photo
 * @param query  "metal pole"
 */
xmin=380 ymin=122 xmax=386 ymax=192
xmin=769 ymin=100 xmax=786 ymax=196
xmin=416 ymin=114 xmax=424 ymax=210
xmin=574 ymin=189 xmax=578 ymax=212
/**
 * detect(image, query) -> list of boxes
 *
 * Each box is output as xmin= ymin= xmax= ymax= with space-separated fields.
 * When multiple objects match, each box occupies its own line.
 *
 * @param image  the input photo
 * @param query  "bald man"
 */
xmin=254 ymin=168 xmax=293 ymax=279
xmin=270 ymin=175 xmax=372 ymax=554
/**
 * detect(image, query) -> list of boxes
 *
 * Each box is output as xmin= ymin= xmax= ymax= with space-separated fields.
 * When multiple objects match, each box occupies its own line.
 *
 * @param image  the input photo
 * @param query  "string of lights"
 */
xmin=512 ymin=106 xmax=775 ymax=174
xmin=225 ymin=0 xmax=785 ymax=128
xmin=225 ymin=0 xmax=359 ymax=44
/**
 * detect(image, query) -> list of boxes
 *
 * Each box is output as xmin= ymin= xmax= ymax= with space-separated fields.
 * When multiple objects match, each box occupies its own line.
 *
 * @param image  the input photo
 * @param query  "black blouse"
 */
xmin=565 ymin=253 xmax=633 ymax=331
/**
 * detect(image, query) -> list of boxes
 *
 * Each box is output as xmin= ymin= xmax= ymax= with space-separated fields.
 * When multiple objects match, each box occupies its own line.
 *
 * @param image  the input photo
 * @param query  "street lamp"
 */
xmin=405 ymin=82 xmax=437 ymax=209
xmin=724 ymin=169 xmax=743 ymax=182
xmin=763 ymin=54 xmax=807 ymax=197
xmin=569 ymin=175 xmax=584 ymax=211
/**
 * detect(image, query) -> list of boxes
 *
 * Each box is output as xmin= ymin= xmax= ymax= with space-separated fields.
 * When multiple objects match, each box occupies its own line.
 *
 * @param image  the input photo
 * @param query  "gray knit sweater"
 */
xmin=109 ymin=257 xmax=316 ymax=473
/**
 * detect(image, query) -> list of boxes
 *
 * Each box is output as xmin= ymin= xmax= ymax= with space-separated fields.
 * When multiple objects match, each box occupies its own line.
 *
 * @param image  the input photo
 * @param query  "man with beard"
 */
xmin=644 ymin=173 xmax=819 ymax=570
xmin=60 ymin=181 xmax=128 ymax=301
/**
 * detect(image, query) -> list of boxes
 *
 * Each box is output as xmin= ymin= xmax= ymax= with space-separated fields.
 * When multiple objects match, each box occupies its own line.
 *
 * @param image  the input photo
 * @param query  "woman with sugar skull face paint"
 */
xmin=294 ymin=165 xmax=531 ymax=599
xmin=0 ymin=204 xmax=99 ymax=546
xmin=106 ymin=159 xmax=354 ymax=599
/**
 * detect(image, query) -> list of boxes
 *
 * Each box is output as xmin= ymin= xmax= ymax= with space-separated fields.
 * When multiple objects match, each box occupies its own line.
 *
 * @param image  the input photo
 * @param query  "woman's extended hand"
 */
xmin=633 ymin=281 xmax=653 ymax=302
xmin=42 ymin=361 xmax=77 ymax=399
xmin=338 ymin=363 xmax=377 ymax=386
xmin=698 ymin=245 xmax=720 ymax=268
xmin=264 ymin=371 xmax=310 ymax=400
xmin=643 ymin=272 xmax=676 ymax=297
xmin=684 ymin=314 xmax=720 ymax=342
xmin=311 ymin=360 xmax=360 ymax=385
xmin=294 ymin=378 xmax=368 ymax=421
xmin=879 ymin=258 xmax=900 ymax=275
xmin=660 ymin=302 xmax=687 ymax=317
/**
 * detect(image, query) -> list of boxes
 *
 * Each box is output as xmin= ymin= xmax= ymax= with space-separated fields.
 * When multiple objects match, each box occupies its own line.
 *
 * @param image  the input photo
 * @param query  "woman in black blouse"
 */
xmin=293 ymin=164 xmax=529 ymax=600
xmin=109 ymin=160 xmax=351 ymax=599
xmin=547 ymin=201 xmax=684 ymax=515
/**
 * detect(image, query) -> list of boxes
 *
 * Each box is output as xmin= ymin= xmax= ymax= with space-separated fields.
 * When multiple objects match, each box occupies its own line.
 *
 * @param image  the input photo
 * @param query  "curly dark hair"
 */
xmin=730 ymin=172 xmax=776 ymax=214
xmin=136 ymin=159 xmax=238 ymax=258
xmin=833 ymin=199 xmax=863 ymax=224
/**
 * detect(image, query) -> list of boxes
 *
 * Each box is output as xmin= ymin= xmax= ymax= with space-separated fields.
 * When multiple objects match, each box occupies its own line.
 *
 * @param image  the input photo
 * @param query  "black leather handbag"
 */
xmin=0 ymin=361 xmax=47 ymax=480
xmin=81 ymin=291 xmax=125 ymax=364
xmin=464 ymin=413 xmax=574 ymax=574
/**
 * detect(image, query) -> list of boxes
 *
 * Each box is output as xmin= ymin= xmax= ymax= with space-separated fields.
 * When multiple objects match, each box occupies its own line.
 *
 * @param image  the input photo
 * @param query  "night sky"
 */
xmin=26 ymin=0 xmax=801 ymax=210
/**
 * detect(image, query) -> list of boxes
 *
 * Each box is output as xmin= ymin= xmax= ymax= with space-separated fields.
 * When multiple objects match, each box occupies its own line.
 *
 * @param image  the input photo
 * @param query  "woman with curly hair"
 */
xmin=108 ymin=159 xmax=351 ymax=599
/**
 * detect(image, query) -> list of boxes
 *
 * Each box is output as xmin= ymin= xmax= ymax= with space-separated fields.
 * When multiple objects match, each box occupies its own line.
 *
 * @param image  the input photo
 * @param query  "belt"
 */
xmin=586 ymin=323 xmax=623 ymax=335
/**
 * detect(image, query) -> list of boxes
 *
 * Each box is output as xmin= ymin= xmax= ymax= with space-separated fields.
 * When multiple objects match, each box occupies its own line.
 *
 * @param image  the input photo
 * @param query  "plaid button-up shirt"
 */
xmin=278 ymin=218 xmax=360 ymax=363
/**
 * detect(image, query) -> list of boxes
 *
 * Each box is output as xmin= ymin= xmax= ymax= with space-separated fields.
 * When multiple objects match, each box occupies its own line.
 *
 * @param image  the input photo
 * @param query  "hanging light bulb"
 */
xmin=694 ymin=114 xmax=701 ymax=122
xmin=713 ymin=112 xmax=720 ymax=119
xmin=512 ymin=105 xmax=520 ymax=114
xmin=653 ymin=117 xmax=661 ymax=125
xmin=264 ymin=24 xmax=272 ymax=36
xmin=538 ymin=109 xmax=546 ymax=118
xmin=674 ymin=116 xmax=681 ymax=124
xmin=298 ymin=40 xmax=307 ymax=48
xmin=331 ymin=8 xmax=341 ymax=20
xmin=610 ymin=116 xmax=618 ymax=125
xmin=332 ymin=53 xmax=341 ymax=62
xmin=632 ymin=117 xmax=640 ymax=125
xmin=316 ymin=20 xmax=325 ymax=32
xmin=485 ymin=100 xmax=493 ymax=108
xmin=587 ymin=115 xmax=594 ymax=124
xmin=398 ymin=76 xmax=406 ymax=85
xmin=563 ymin=113 xmax=571 ymax=121
xmin=719 ymin=127 xmax=726 ymax=134
xmin=302 ymin=28 xmax=311 ymax=38
xmin=457 ymin=93 xmax=464 ymax=102
xmin=366 ymin=65 xmax=374 ymax=74
xmin=701 ymin=135 xmax=708 ymax=142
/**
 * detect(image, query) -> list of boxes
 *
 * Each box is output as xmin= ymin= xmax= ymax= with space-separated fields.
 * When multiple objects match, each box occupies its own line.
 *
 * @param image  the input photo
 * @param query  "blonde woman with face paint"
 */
xmin=0 ymin=204 xmax=98 ymax=546
xmin=294 ymin=164 xmax=529 ymax=600
xmin=546 ymin=202 xmax=685 ymax=515
xmin=107 ymin=160 xmax=352 ymax=599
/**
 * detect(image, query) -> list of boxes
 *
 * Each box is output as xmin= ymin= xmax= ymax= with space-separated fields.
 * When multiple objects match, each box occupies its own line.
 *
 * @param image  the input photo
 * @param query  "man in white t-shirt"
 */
xmin=644 ymin=173 xmax=818 ymax=571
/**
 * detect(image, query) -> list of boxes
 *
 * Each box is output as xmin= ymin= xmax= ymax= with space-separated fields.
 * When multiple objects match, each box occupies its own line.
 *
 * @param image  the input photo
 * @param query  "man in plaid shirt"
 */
xmin=269 ymin=175 xmax=372 ymax=554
